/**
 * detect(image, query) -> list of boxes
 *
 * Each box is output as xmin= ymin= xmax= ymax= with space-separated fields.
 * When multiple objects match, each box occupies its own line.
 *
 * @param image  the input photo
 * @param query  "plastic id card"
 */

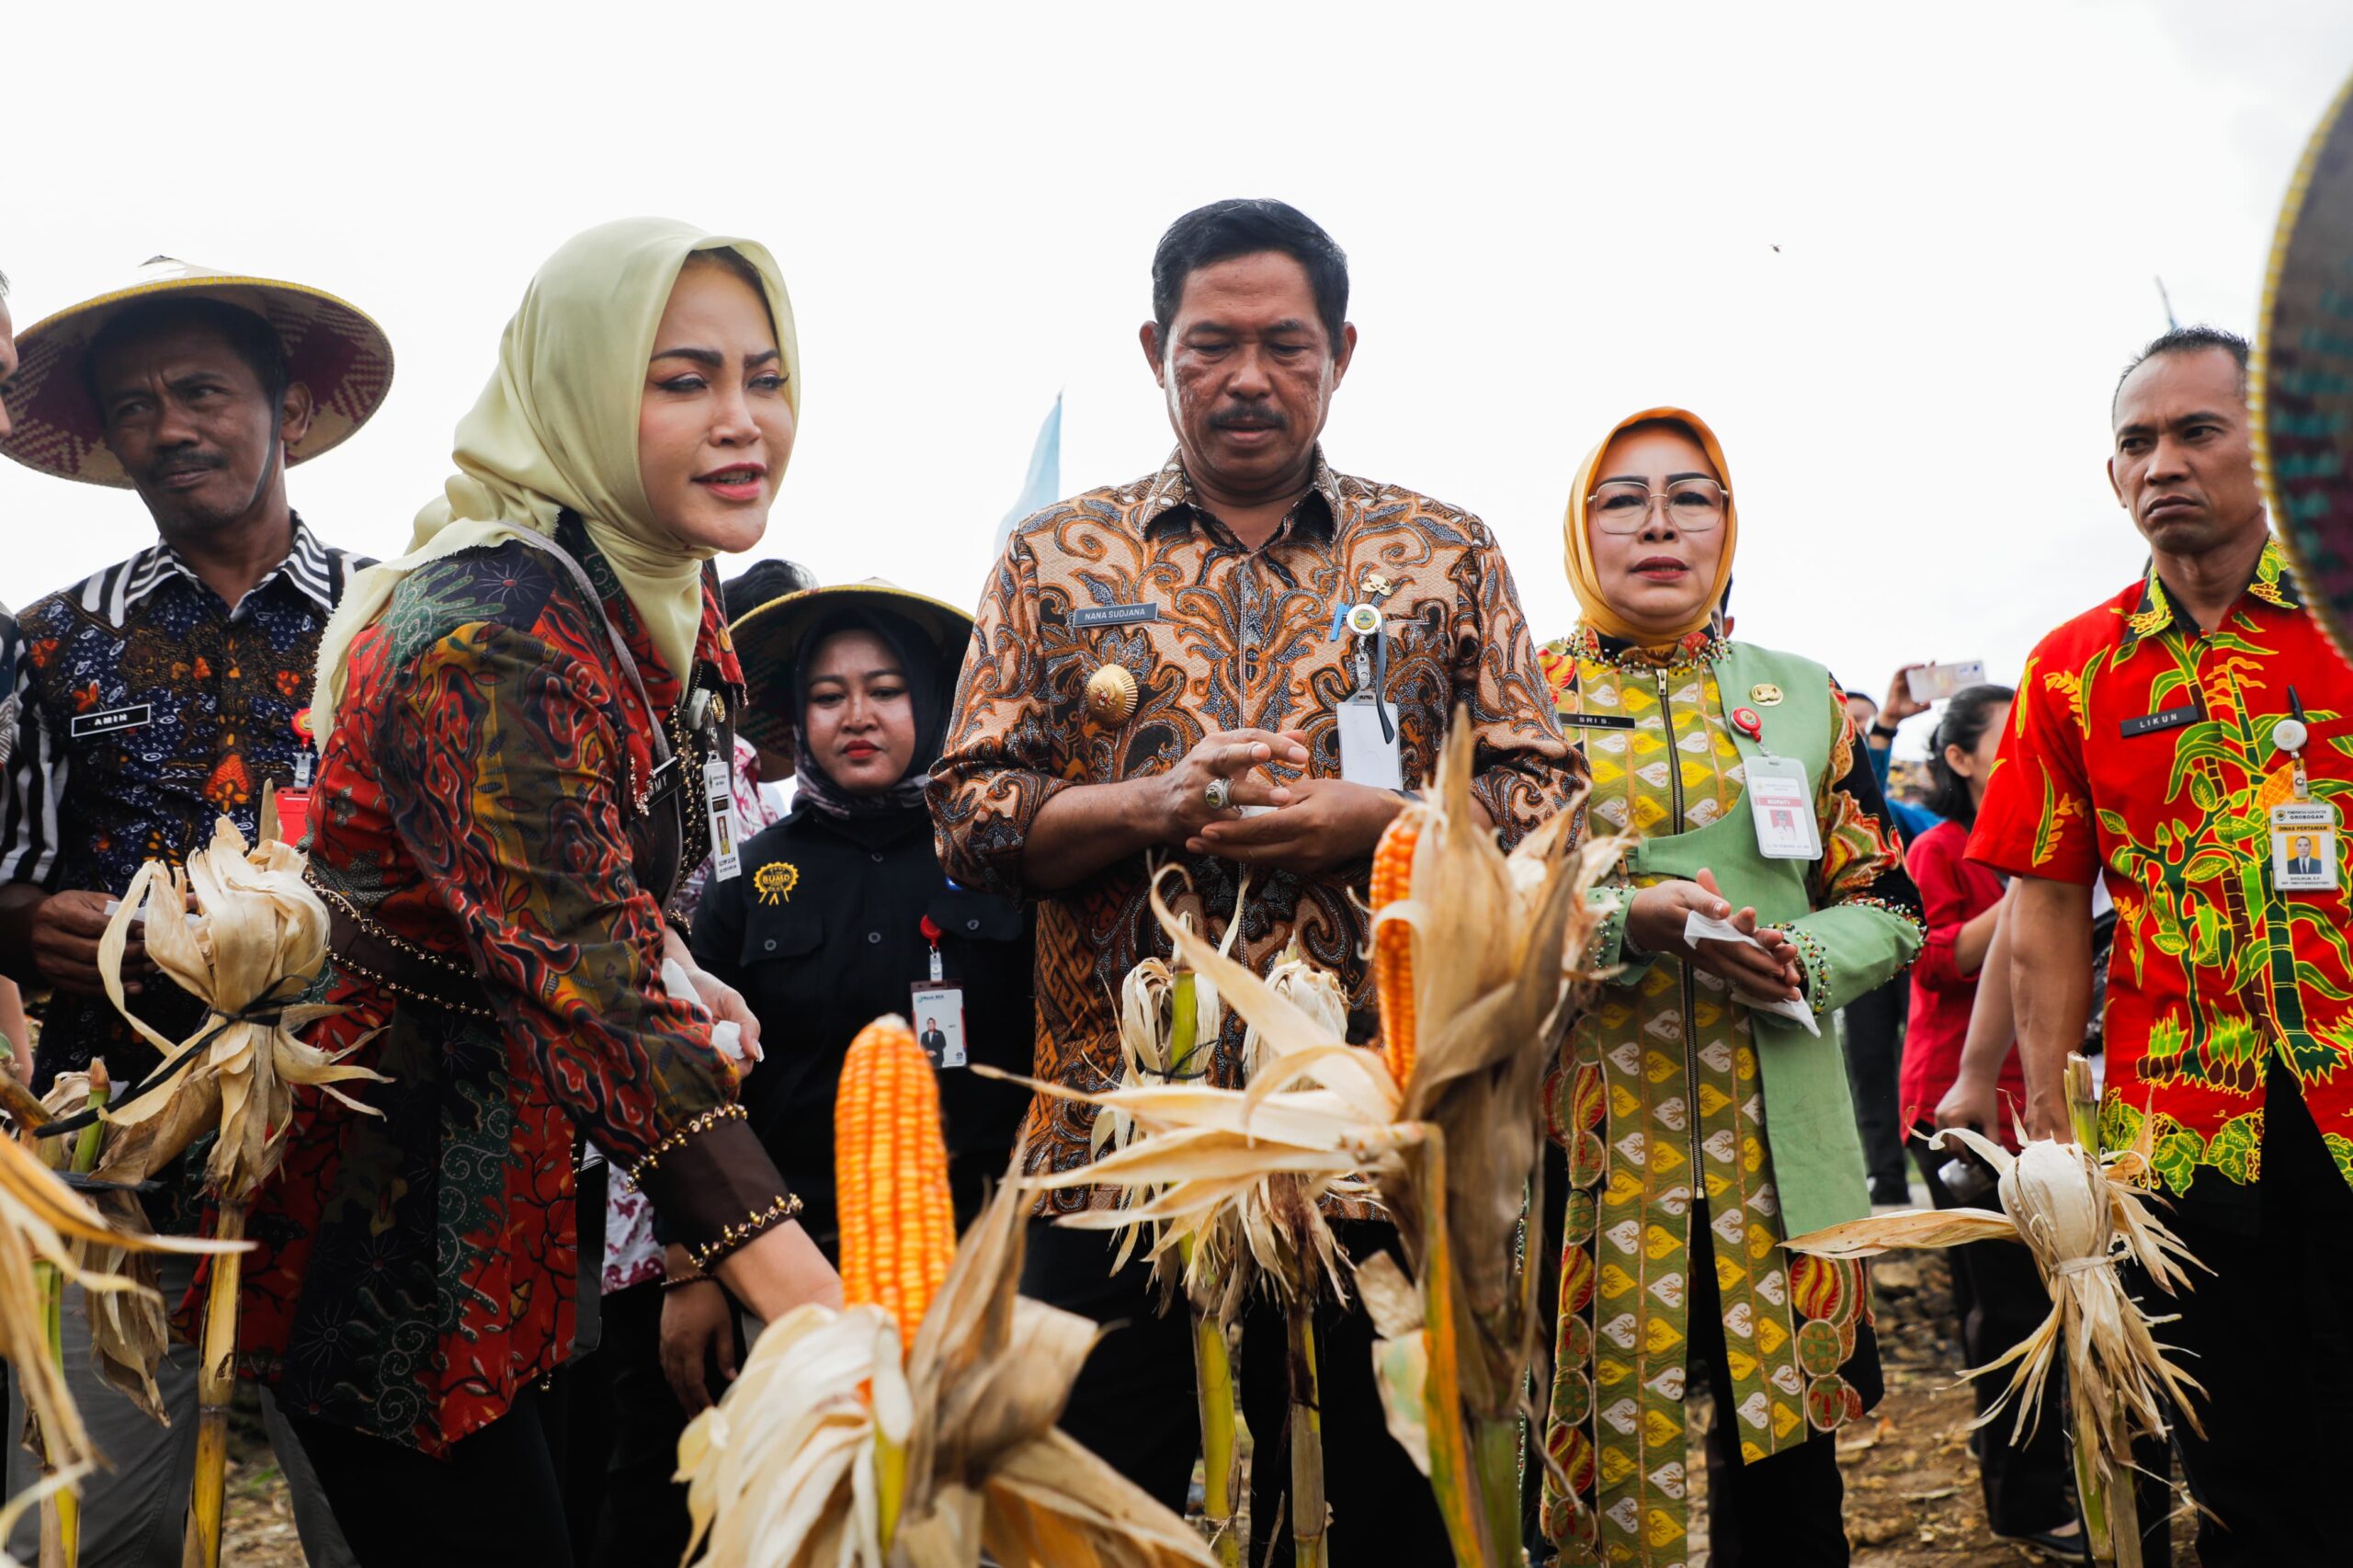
xmin=703 ymin=756 xmax=743 ymax=882
xmin=1339 ymin=697 xmax=1404 ymax=791
xmin=2273 ymin=801 xmax=2339 ymax=893
xmin=1745 ymin=755 xmax=1822 ymax=860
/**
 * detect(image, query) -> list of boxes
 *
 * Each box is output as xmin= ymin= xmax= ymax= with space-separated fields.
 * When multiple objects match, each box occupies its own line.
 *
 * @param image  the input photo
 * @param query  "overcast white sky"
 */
xmin=4 ymin=1 xmax=2347 ymax=756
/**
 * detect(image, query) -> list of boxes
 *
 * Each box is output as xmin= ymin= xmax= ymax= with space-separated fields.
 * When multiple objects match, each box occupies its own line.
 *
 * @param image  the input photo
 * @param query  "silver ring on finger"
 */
xmin=1204 ymin=777 xmax=1232 ymax=811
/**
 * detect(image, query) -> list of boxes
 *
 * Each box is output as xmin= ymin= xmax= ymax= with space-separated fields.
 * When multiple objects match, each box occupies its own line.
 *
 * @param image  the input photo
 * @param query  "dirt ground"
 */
xmin=216 ymin=1251 xmax=2193 ymax=1566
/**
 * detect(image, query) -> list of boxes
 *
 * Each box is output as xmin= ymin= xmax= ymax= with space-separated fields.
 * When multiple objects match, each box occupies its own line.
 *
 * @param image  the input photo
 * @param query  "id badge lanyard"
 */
xmin=1731 ymin=705 xmax=1824 ymax=861
xmin=1328 ymin=574 xmax=1404 ymax=790
xmin=2271 ymin=687 xmax=2338 ymax=894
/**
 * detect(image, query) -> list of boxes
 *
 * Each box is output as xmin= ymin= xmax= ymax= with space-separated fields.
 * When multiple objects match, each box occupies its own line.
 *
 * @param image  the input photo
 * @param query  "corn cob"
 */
xmin=835 ymin=1017 xmax=955 ymax=1353
xmin=1370 ymin=813 xmax=1422 ymax=1088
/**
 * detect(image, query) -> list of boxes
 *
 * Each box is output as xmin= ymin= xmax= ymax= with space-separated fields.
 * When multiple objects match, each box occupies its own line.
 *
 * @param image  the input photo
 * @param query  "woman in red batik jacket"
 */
xmin=238 ymin=219 xmax=839 ymax=1567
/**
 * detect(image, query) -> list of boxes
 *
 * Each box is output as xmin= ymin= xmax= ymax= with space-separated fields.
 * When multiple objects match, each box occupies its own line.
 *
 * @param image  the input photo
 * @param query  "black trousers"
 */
xmin=2132 ymin=1057 xmax=2353 ymax=1567
xmin=1022 ymin=1217 xmax=1453 ymax=1565
xmin=291 ymin=1381 xmax=576 ymax=1568
xmin=564 ymin=1281 xmax=695 ymax=1568
xmin=1842 ymin=979 xmax=1910 ymax=1202
xmin=1908 ymin=1135 xmax=2078 ymax=1539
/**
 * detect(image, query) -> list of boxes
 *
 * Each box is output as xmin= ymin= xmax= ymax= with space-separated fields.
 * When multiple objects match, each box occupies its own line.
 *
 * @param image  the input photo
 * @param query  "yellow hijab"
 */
xmin=312 ymin=217 xmax=800 ymax=737
xmin=1560 ymin=405 xmax=1739 ymax=646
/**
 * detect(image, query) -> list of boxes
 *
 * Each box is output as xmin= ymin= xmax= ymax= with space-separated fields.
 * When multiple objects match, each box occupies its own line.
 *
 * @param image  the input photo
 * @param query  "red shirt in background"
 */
xmin=1900 ymin=818 xmax=2027 ymax=1146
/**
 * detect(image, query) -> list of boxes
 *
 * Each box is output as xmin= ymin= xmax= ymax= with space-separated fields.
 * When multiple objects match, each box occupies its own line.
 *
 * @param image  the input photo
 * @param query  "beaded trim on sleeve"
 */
xmin=687 ymin=1192 xmax=805 ymax=1274
xmin=1591 ymin=888 xmax=1638 ymax=974
xmin=1845 ymin=894 xmax=1928 ymax=940
xmin=1767 ymin=922 xmax=1836 ymax=1017
xmin=628 ymin=1102 xmax=748 ymax=1185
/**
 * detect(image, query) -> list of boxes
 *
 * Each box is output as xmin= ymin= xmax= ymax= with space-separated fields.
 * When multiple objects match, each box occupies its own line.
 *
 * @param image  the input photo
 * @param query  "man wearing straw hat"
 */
xmin=0 ymin=257 xmax=383 ymax=1568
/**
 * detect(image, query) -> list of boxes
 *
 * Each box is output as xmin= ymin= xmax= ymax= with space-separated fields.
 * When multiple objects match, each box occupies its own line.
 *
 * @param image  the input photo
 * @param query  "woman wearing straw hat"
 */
xmin=236 ymin=220 xmax=837 ymax=1565
xmin=1530 ymin=409 xmax=1923 ymax=1567
xmin=603 ymin=580 xmax=1033 ymax=1548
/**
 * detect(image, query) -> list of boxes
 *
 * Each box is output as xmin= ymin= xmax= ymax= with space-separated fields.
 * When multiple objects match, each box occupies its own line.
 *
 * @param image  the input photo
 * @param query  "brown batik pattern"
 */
xmin=929 ymin=448 xmax=1582 ymax=1208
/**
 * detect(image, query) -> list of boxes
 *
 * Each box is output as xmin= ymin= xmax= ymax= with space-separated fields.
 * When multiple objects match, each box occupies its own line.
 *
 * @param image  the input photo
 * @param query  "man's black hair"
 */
xmin=82 ymin=295 xmax=290 ymax=417
xmin=724 ymin=557 xmax=818 ymax=623
xmin=1151 ymin=199 xmax=1349 ymax=352
xmin=2114 ymin=324 xmax=2251 ymax=412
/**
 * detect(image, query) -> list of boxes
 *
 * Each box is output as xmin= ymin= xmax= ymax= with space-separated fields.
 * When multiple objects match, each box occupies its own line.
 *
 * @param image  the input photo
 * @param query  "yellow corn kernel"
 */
xmin=1371 ymin=814 xmax=1422 ymax=1089
xmin=834 ymin=1017 xmax=956 ymax=1351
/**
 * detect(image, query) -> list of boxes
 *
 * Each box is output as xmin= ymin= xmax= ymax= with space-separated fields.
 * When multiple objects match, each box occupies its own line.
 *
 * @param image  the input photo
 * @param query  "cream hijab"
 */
xmin=1560 ymin=405 xmax=1739 ymax=646
xmin=311 ymin=217 xmax=799 ymax=737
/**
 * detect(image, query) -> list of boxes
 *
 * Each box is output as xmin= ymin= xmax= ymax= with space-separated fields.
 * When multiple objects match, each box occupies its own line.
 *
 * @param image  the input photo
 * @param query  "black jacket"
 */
xmin=691 ymin=799 xmax=1035 ymax=1249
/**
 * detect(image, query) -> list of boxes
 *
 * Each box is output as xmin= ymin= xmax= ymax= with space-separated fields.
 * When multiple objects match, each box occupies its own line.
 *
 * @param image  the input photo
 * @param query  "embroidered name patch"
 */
xmin=1070 ymin=603 xmax=1160 ymax=631
xmin=2121 ymin=703 xmax=2202 ymax=738
xmin=70 ymin=705 xmax=153 ymax=739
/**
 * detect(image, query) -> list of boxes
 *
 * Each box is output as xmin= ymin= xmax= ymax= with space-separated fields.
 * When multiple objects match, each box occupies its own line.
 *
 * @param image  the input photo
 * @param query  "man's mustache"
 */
xmin=1209 ymin=407 xmax=1288 ymax=431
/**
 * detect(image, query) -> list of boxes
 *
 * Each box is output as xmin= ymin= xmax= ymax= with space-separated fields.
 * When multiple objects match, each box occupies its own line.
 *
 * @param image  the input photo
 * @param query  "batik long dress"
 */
xmin=1535 ymin=624 xmax=1923 ymax=1566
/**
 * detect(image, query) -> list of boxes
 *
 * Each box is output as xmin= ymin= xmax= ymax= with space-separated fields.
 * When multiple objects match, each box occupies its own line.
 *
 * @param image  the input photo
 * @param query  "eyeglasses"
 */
xmin=1586 ymin=478 xmax=1730 ymax=535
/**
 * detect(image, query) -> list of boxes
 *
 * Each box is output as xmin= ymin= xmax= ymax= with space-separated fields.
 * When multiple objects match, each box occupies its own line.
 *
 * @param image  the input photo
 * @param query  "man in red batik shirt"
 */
xmin=1970 ymin=326 xmax=2353 ymax=1567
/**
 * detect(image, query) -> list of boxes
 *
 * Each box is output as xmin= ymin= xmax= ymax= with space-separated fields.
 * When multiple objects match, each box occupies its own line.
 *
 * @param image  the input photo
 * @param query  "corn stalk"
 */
xmin=1168 ymin=975 xmax=1244 ymax=1568
xmin=88 ymin=796 xmax=373 ymax=1568
xmin=677 ymin=1017 xmax=1218 ymax=1567
xmin=991 ymin=712 xmax=1615 ymax=1564
xmin=1787 ymin=1051 xmax=2202 ymax=1568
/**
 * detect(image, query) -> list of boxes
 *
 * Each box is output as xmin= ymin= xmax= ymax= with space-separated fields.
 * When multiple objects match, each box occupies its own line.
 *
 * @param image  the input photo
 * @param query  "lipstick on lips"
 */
xmin=694 ymin=461 xmax=767 ymax=503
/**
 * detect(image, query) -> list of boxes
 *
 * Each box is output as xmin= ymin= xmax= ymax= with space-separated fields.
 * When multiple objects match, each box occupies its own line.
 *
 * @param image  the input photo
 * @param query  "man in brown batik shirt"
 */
xmin=928 ymin=198 xmax=1579 ymax=1563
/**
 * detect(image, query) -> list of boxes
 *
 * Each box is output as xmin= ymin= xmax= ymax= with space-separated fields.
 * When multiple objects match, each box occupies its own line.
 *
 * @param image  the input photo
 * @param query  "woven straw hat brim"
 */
xmin=732 ymin=580 xmax=975 ymax=755
xmin=2256 ymin=68 xmax=2353 ymax=660
xmin=1 ymin=263 xmax=394 ymax=487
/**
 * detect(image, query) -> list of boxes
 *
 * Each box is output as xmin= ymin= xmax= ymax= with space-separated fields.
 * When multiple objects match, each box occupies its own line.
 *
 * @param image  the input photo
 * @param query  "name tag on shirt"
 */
xmin=71 ymin=704 xmax=153 ymax=739
xmin=1071 ymin=603 xmax=1160 ymax=631
xmin=1338 ymin=696 xmax=1404 ymax=791
xmin=1746 ymin=755 xmax=1823 ymax=860
xmin=2121 ymin=703 xmax=2202 ymax=738
xmin=1560 ymin=710 xmax=1638 ymax=731
xmin=702 ymin=756 xmax=742 ymax=881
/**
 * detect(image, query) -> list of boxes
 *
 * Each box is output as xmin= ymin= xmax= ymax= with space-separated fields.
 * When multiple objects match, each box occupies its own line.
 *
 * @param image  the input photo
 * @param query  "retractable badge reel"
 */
xmin=1733 ymin=707 xmax=1823 ymax=860
xmin=1331 ymin=576 xmax=1404 ymax=790
xmin=2270 ymin=687 xmax=2338 ymax=893
xmin=912 ymin=914 xmax=968 ymax=1068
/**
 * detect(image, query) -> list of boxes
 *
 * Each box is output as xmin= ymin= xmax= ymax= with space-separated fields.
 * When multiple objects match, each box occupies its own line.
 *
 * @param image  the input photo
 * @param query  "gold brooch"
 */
xmin=1750 ymin=683 xmax=1785 ymax=707
xmin=1086 ymin=664 xmax=1139 ymax=725
xmin=753 ymin=861 xmax=800 ymax=905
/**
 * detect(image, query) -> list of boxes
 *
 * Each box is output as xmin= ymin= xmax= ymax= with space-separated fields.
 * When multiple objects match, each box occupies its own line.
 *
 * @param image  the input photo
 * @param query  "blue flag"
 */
xmin=995 ymin=395 xmax=1063 ymax=551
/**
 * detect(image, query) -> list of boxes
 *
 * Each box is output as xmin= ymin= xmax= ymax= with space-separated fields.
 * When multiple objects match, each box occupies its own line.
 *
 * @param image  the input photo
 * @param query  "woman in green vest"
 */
xmin=1532 ymin=407 xmax=1924 ymax=1567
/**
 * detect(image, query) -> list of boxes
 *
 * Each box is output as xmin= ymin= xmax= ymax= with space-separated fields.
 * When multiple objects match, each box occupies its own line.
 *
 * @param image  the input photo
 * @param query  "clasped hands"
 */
xmin=1623 ymin=870 xmax=1804 ymax=1003
xmin=1156 ymin=727 xmax=1400 ymax=875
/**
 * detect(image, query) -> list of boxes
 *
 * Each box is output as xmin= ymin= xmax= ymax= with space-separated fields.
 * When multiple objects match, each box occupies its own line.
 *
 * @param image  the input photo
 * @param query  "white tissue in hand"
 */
xmin=662 ymin=956 xmax=747 ymax=1067
xmin=1681 ymin=912 xmax=1822 ymax=1037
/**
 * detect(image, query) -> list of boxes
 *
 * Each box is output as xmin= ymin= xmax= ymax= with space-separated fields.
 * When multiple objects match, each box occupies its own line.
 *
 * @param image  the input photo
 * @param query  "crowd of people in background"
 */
xmin=0 ymin=193 xmax=2343 ymax=1568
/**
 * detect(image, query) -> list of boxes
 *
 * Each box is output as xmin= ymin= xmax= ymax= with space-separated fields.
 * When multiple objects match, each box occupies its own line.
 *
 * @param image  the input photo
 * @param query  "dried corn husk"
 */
xmin=0 ymin=1113 xmax=233 ymax=1471
xmin=678 ymin=1155 xmax=1219 ymax=1568
xmin=2 ymin=1464 xmax=91 ymax=1568
xmin=1786 ymin=1127 xmax=2204 ymax=1491
xmin=94 ymin=807 xmax=382 ymax=1201
xmin=34 ymin=1072 xmax=172 ymax=1422
xmin=1001 ymin=710 xmax=1614 ymax=1565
